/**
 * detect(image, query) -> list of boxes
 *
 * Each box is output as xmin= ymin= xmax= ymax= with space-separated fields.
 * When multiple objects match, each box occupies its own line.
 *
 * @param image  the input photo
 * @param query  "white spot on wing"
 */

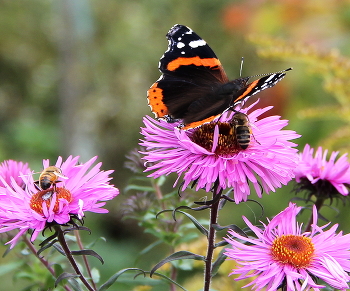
xmin=177 ymin=42 xmax=185 ymax=49
xmin=189 ymin=39 xmax=206 ymax=48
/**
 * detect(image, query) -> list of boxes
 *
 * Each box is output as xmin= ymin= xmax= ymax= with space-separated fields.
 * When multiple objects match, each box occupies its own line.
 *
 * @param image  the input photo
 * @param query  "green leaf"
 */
xmin=67 ymin=278 xmax=83 ymax=291
xmin=176 ymin=210 xmax=209 ymax=237
xmin=39 ymin=232 xmax=58 ymax=247
xmin=98 ymin=268 xmax=147 ymax=291
xmin=91 ymin=267 xmax=100 ymax=284
xmin=139 ymin=240 xmax=163 ymax=256
xmin=138 ymin=271 xmax=188 ymax=291
xmin=86 ymin=237 xmax=106 ymax=249
xmin=71 ymin=249 xmax=104 ymax=264
xmin=63 ymin=226 xmax=92 ymax=234
xmin=37 ymin=238 xmax=58 ymax=256
xmin=157 ymin=208 xmax=209 ymax=237
xmin=124 ymin=184 xmax=155 ymax=192
xmin=212 ymin=223 xmax=246 ymax=235
xmin=150 ymin=251 xmax=205 ymax=277
xmin=54 ymin=272 xmax=80 ymax=288
xmin=0 ymin=261 xmax=24 ymax=276
xmin=53 ymin=243 xmax=65 ymax=256
xmin=99 ymin=268 xmax=188 ymax=291
xmin=155 ymin=175 xmax=166 ymax=186
xmin=211 ymin=249 xmax=227 ymax=276
xmin=214 ymin=240 xmax=229 ymax=248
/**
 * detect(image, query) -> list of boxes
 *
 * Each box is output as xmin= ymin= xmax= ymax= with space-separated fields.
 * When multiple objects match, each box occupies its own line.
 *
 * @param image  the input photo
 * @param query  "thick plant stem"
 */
xmin=203 ymin=183 xmax=222 ymax=291
xmin=55 ymin=225 xmax=95 ymax=291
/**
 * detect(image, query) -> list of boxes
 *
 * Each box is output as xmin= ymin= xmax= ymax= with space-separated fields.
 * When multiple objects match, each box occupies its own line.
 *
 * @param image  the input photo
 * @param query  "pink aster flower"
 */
xmin=0 ymin=156 xmax=119 ymax=248
xmin=294 ymin=144 xmax=350 ymax=199
xmin=224 ymin=203 xmax=350 ymax=291
xmin=141 ymin=101 xmax=300 ymax=203
xmin=0 ymin=160 xmax=31 ymax=188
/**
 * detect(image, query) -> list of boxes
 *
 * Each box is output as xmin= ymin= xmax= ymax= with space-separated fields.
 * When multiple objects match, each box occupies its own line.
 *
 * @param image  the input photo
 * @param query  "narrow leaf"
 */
xmin=55 ymin=272 xmax=80 ymax=287
xmin=124 ymin=185 xmax=155 ymax=192
xmin=211 ymin=249 xmax=227 ymax=277
xmin=37 ymin=239 xmax=58 ymax=256
xmin=214 ymin=240 xmax=229 ymax=248
xmin=139 ymin=240 xmax=163 ymax=256
xmin=136 ymin=271 xmax=188 ymax=291
xmin=71 ymin=249 xmax=104 ymax=264
xmin=64 ymin=226 xmax=92 ymax=234
xmin=158 ymin=207 xmax=209 ymax=236
xmin=53 ymin=244 xmax=66 ymax=256
xmin=0 ymin=261 xmax=24 ymax=276
xmin=176 ymin=210 xmax=208 ymax=237
xmin=39 ymin=232 xmax=58 ymax=247
xmin=68 ymin=278 xmax=83 ymax=291
xmin=99 ymin=268 xmax=189 ymax=291
xmin=212 ymin=223 xmax=244 ymax=233
xmin=150 ymin=251 xmax=205 ymax=277
xmin=2 ymin=245 xmax=12 ymax=258
xmin=99 ymin=268 xmax=146 ymax=291
xmin=53 ymin=243 xmax=65 ymax=256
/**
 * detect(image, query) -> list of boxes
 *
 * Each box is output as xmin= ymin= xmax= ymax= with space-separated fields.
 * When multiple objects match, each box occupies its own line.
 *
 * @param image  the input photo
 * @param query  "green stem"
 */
xmin=55 ymin=225 xmax=95 ymax=291
xmin=203 ymin=182 xmax=222 ymax=291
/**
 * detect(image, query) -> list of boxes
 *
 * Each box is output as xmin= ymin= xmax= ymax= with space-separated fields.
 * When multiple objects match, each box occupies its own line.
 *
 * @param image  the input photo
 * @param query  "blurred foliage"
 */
xmin=250 ymin=35 xmax=350 ymax=153
xmin=1 ymin=0 xmax=350 ymax=290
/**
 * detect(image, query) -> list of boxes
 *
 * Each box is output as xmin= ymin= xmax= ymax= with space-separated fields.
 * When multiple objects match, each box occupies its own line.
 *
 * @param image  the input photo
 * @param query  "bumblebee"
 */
xmin=34 ymin=166 xmax=65 ymax=190
xmin=230 ymin=112 xmax=251 ymax=150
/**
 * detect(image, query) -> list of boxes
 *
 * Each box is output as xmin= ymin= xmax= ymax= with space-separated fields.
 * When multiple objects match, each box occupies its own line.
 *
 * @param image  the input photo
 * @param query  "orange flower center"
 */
xmin=271 ymin=234 xmax=315 ymax=268
xmin=30 ymin=187 xmax=73 ymax=215
xmin=190 ymin=122 xmax=242 ymax=155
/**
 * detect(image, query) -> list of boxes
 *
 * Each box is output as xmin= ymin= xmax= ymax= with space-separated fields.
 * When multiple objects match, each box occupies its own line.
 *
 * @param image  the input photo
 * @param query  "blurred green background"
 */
xmin=1 ymin=0 xmax=350 ymax=290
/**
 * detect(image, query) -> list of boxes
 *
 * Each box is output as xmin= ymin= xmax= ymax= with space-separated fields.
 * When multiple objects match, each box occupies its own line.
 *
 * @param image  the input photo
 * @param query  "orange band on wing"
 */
xmin=147 ymin=83 xmax=168 ymax=118
xmin=182 ymin=115 xmax=220 ymax=130
xmin=233 ymin=79 xmax=259 ymax=103
xmin=167 ymin=57 xmax=221 ymax=71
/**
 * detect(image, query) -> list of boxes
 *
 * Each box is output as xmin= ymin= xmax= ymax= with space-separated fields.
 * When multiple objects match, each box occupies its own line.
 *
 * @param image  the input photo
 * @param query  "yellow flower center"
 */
xmin=30 ymin=187 xmax=72 ymax=215
xmin=271 ymin=234 xmax=315 ymax=268
xmin=190 ymin=122 xmax=241 ymax=155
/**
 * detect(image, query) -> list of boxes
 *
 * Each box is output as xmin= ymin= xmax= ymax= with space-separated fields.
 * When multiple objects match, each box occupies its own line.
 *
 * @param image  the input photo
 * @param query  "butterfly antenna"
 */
xmin=239 ymin=57 xmax=244 ymax=77
xmin=249 ymin=67 xmax=292 ymax=79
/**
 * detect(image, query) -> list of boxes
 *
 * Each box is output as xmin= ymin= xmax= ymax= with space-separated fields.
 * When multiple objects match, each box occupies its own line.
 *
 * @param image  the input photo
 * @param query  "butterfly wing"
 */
xmin=147 ymin=24 xmax=229 ymax=122
xmin=231 ymin=71 xmax=289 ymax=109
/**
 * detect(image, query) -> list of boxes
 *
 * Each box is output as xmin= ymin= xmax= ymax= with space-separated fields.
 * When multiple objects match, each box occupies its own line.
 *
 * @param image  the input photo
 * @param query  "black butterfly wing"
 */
xmin=147 ymin=24 xmax=229 ymax=122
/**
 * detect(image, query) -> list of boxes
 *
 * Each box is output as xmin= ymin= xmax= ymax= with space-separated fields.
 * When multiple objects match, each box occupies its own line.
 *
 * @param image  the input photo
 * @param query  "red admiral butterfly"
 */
xmin=147 ymin=24 xmax=291 ymax=130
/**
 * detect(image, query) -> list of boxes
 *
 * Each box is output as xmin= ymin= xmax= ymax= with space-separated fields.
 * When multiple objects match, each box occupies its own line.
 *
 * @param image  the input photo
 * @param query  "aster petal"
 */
xmin=294 ymin=144 xmax=350 ymax=198
xmin=225 ymin=203 xmax=350 ymax=290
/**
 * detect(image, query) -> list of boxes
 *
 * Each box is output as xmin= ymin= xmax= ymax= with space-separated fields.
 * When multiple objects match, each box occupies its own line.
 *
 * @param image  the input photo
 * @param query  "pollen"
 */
xmin=30 ymin=187 xmax=73 ymax=215
xmin=190 ymin=122 xmax=240 ymax=155
xmin=271 ymin=234 xmax=315 ymax=268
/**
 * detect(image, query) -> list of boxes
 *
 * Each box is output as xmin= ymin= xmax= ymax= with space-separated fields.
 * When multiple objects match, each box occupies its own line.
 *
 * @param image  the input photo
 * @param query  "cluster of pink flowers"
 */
xmin=141 ymin=98 xmax=350 ymax=290
xmin=1 ymin=93 xmax=350 ymax=291
xmin=0 ymin=156 xmax=119 ymax=248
